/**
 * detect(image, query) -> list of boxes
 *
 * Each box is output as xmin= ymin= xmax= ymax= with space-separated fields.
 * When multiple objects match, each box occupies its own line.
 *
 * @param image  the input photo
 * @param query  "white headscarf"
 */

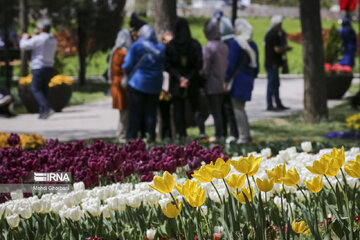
xmin=271 ymin=15 xmax=283 ymax=28
xmin=234 ymin=18 xmax=257 ymax=68
xmin=108 ymin=29 xmax=132 ymax=80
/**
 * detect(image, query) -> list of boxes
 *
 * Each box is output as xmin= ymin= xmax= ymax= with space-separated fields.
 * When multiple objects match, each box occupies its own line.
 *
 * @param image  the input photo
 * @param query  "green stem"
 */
xmin=324 ymin=175 xmax=336 ymax=194
xmin=200 ymin=207 xmax=211 ymax=237
xmin=170 ymin=192 xmax=186 ymax=234
xmin=210 ymin=181 xmax=223 ymax=205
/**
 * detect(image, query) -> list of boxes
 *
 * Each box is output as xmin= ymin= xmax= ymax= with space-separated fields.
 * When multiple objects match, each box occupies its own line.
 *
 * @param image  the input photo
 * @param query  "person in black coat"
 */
xmin=165 ymin=18 xmax=206 ymax=139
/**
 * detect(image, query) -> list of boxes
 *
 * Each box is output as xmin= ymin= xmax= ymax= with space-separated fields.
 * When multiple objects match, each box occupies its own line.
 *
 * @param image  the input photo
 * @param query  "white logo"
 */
xmin=34 ymin=173 xmax=71 ymax=182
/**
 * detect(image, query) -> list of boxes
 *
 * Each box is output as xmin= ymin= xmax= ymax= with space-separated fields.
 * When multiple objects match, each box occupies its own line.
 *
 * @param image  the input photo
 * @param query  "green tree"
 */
xmin=324 ymin=24 xmax=342 ymax=64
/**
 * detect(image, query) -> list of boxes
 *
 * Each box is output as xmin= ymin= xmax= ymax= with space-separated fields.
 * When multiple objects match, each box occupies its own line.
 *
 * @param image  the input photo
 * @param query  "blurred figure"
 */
xmin=129 ymin=12 xmax=146 ymax=42
xmin=0 ymin=87 xmax=15 ymax=118
xmin=202 ymin=21 xmax=228 ymax=139
xmin=225 ymin=19 xmax=259 ymax=144
xmin=339 ymin=16 xmax=356 ymax=67
xmin=159 ymin=31 xmax=173 ymax=140
xmin=19 ymin=19 xmax=57 ymax=119
xmin=265 ymin=15 xmax=292 ymax=111
xmin=212 ymin=10 xmax=239 ymax=142
xmin=108 ymin=30 xmax=132 ymax=143
xmin=123 ymin=25 xmax=165 ymax=141
xmin=165 ymin=18 xmax=206 ymax=139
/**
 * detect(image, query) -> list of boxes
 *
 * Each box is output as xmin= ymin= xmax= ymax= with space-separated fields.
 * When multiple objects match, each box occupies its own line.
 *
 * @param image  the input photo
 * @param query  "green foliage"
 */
xmin=324 ymin=24 xmax=343 ymax=64
xmin=251 ymin=0 xmax=334 ymax=8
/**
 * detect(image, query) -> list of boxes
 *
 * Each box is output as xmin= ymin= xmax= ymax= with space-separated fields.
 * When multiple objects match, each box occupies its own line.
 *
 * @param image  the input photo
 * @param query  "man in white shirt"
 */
xmin=20 ymin=19 xmax=57 ymax=119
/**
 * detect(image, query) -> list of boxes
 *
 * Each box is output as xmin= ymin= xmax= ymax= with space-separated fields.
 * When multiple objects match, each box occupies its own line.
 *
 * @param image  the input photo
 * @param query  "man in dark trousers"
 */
xmin=265 ymin=15 xmax=292 ymax=111
xmin=20 ymin=19 xmax=57 ymax=119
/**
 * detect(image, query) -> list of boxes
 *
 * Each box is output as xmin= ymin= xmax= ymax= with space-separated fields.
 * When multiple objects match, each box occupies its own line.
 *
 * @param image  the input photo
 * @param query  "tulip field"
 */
xmin=0 ymin=133 xmax=360 ymax=239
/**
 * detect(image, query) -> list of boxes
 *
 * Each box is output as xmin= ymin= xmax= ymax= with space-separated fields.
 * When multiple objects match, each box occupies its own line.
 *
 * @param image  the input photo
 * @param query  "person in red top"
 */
xmin=108 ymin=30 xmax=132 ymax=143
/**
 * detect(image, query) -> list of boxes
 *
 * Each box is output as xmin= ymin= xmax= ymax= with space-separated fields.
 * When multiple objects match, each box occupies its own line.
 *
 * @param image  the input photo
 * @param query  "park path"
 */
xmin=1 ymin=78 xmax=345 ymax=141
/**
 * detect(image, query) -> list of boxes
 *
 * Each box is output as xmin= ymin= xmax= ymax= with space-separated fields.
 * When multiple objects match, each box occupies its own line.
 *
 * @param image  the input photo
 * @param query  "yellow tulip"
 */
xmin=175 ymin=180 xmax=205 ymax=207
xmin=192 ymin=165 xmax=214 ymax=183
xmin=281 ymin=167 xmax=300 ymax=186
xmin=206 ymin=158 xmax=231 ymax=179
xmin=233 ymin=187 xmax=253 ymax=204
xmin=161 ymin=201 xmax=182 ymax=218
xmin=304 ymin=176 xmax=323 ymax=193
xmin=265 ymin=164 xmax=286 ymax=184
xmin=328 ymin=146 xmax=345 ymax=169
xmin=184 ymin=185 xmax=205 ymax=207
xmin=291 ymin=219 xmax=310 ymax=234
xmin=256 ymin=178 xmax=274 ymax=192
xmin=344 ymin=161 xmax=360 ymax=178
xmin=149 ymin=171 xmax=175 ymax=194
xmin=306 ymin=155 xmax=340 ymax=177
xmin=175 ymin=179 xmax=198 ymax=196
xmin=230 ymin=154 xmax=262 ymax=177
xmin=225 ymin=174 xmax=246 ymax=189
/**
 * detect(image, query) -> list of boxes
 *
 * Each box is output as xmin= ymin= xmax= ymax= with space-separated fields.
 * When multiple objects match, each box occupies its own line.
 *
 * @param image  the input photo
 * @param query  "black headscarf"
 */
xmin=173 ymin=17 xmax=192 ymax=52
xmin=130 ymin=12 xmax=146 ymax=31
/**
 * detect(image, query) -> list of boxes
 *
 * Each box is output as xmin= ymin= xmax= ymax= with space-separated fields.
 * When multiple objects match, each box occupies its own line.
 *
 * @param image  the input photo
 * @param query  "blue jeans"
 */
xmin=31 ymin=68 xmax=54 ymax=114
xmin=127 ymin=86 xmax=159 ymax=141
xmin=266 ymin=67 xmax=282 ymax=108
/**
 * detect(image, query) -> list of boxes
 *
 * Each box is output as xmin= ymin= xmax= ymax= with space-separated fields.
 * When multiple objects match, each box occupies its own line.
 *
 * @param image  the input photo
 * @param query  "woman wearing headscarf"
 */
xmin=202 ymin=21 xmax=229 ymax=139
xmin=122 ymin=25 xmax=165 ymax=141
xmin=108 ymin=29 xmax=132 ymax=143
xmin=225 ymin=19 xmax=259 ymax=144
xmin=165 ymin=17 xmax=206 ymax=139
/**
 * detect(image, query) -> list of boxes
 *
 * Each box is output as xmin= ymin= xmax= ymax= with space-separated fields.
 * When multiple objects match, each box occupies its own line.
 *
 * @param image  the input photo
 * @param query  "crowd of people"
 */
xmin=109 ymin=11 xmax=292 ymax=143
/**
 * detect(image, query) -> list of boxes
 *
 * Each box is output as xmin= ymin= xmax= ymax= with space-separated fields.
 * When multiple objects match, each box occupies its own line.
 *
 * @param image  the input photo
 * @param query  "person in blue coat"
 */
xmin=339 ymin=17 xmax=356 ymax=67
xmin=122 ymin=24 xmax=165 ymax=141
xmin=225 ymin=19 xmax=259 ymax=144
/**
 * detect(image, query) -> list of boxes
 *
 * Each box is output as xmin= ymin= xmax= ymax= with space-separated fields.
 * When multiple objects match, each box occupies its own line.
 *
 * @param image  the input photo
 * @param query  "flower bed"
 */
xmin=0 ymin=133 xmax=45 ymax=150
xmin=18 ymin=75 xmax=73 ymax=113
xmin=0 ymin=146 xmax=359 ymax=239
xmin=0 ymin=139 xmax=225 ymax=202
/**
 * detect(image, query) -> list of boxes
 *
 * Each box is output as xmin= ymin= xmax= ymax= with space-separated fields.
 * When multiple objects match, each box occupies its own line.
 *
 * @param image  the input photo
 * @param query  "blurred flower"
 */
xmin=281 ymin=167 xmax=300 ymax=186
xmin=301 ymin=142 xmax=312 ymax=152
xmin=291 ymin=219 xmax=310 ymax=234
xmin=230 ymin=154 xmax=261 ymax=177
xmin=200 ymin=205 xmax=208 ymax=216
xmin=161 ymin=201 xmax=182 ymax=218
xmin=225 ymin=174 xmax=245 ymax=189
xmin=344 ymin=159 xmax=360 ymax=178
xmin=256 ymin=178 xmax=274 ymax=192
xmin=266 ymin=164 xmax=286 ymax=184
xmin=149 ymin=171 xmax=175 ymax=194
xmin=233 ymin=187 xmax=253 ymax=204
xmin=304 ymin=176 xmax=323 ymax=193
xmin=146 ymin=229 xmax=156 ymax=240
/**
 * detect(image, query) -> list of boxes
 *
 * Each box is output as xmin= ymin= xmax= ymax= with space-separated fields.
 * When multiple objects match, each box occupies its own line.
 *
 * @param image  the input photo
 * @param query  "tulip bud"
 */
xmin=200 ymin=206 xmax=208 ymax=216
xmin=301 ymin=142 xmax=312 ymax=153
xmin=146 ymin=229 xmax=156 ymax=240
xmin=10 ymin=191 xmax=23 ymax=200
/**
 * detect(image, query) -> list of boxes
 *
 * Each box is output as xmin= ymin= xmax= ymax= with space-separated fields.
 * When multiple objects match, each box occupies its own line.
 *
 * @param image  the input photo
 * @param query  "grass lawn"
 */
xmin=47 ymin=17 xmax=359 ymax=77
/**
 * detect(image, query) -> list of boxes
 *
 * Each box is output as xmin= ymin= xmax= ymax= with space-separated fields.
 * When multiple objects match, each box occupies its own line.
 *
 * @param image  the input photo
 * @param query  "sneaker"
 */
xmin=39 ymin=109 xmax=55 ymax=119
xmin=266 ymin=106 xmax=278 ymax=112
xmin=0 ymin=95 xmax=12 ymax=107
xmin=226 ymin=136 xmax=237 ymax=144
xmin=277 ymin=105 xmax=290 ymax=111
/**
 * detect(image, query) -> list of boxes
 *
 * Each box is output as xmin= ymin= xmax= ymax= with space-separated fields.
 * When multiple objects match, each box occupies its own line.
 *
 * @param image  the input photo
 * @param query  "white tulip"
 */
xmin=146 ymin=229 xmax=156 ymax=240
xmin=301 ymin=142 xmax=312 ymax=153
xmin=10 ymin=191 xmax=23 ymax=200
xmin=73 ymin=182 xmax=85 ymax=191
xmin=261 ymin=148 xmax=272 ymax=158
xmin=69 ymin=206 xmax=82 ymax=221
xmin=214 ymin=226 xmax=224 ymax=234
xmin=31 ymin=200 xmax=42 ymax=213
xmin=200 ymin=206 xmax=208 ymax=216
xmin=6 ymin=214 xmax=20 ymax=228
xmin=19 ymin=206 xmax=32 ymax=219
xmin=100 ymin=205 xmax=110 ymax=218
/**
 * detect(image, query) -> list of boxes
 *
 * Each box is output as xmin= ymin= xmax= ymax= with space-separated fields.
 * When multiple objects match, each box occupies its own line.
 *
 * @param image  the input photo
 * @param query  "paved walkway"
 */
xmin=1 ymin=78 xmax=344 ymax=141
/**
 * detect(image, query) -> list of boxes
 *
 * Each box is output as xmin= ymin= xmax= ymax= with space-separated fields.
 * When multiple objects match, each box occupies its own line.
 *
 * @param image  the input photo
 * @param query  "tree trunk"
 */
xmin=154 ymin=0 xmax=177 ymax=37
xmin=77 ymin=10 xmax=87 ymax=86
xmin=19 ymin=0 xmax=29 ymax=77
xmin=300 ymin=0 xmax=328 ymax=123
xmin=232 ymin=0 xmax=238 ymax=25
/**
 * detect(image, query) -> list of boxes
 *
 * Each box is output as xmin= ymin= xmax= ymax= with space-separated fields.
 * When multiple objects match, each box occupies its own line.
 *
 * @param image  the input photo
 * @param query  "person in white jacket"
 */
xmin=20 ymin=19 xmax=57 ymax=119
